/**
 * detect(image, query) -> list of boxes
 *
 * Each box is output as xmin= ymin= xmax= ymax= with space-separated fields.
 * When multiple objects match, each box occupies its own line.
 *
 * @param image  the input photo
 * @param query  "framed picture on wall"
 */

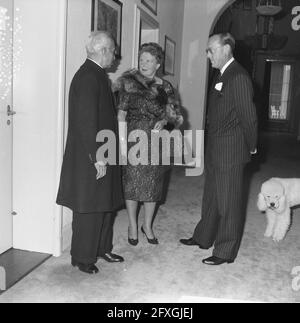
xmin=91 ymin=0 xmax=123 ymax=58
xmin=164 ymin=36 xmax=175 ymax=76
xmin=141 ymin=0 xmax=157 ymax=16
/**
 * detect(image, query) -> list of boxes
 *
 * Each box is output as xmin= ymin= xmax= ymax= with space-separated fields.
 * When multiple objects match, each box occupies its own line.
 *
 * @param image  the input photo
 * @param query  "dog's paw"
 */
xmin=272 ymin=233 xmax=285 ymax=242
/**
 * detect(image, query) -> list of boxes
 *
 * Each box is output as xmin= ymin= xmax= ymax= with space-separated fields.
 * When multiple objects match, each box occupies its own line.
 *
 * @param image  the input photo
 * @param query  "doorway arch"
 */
xmin=209 ymin=0 xmax=236 ymax=35
xmin=210 ymin=0 xmax=300 ymax=136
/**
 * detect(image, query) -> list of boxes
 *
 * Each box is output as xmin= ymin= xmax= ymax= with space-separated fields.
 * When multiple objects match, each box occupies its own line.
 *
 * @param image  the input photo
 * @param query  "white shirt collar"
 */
xmin=87 ymin=58 xmax=104 ymax=69
xmin=220 ymin=57 xmax=234 ymax=75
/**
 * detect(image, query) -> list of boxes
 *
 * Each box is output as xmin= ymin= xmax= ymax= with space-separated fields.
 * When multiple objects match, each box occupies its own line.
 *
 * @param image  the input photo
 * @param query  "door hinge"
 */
xmin=11 ymin=211 xmax=17 ymax=216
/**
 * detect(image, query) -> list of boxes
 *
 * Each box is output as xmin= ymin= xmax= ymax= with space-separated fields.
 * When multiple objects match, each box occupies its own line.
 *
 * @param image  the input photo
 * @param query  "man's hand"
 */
xmin=94 ymin=161 xmax=107 ymax=180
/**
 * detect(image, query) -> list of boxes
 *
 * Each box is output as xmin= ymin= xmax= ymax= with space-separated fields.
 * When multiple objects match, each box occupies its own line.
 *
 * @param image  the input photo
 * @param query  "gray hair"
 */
xmin=216 ymin=32 xmax=235 ymax=53
xmin=85 ymin=31 xmax=114 ymax=57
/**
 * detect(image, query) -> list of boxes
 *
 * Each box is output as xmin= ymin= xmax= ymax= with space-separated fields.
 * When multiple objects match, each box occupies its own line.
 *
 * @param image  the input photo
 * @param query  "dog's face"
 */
xmin=257 ymin=179 xmax=286 ymax=213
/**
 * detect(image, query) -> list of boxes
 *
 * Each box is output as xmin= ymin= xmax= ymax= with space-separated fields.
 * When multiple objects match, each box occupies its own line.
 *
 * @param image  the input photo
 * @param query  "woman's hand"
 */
xmin=153 ymin=120 xmax=167 ymax=131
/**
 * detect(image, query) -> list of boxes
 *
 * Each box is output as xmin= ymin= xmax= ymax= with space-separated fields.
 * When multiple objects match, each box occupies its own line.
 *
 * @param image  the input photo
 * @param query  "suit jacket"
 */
xmin=206 ymin=60 xmax=257 ymax=168
xmin=56 ymin=59 xmax=123 ymax=213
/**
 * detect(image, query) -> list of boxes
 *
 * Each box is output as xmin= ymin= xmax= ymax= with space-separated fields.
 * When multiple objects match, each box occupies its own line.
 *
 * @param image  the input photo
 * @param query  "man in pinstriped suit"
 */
xmin=180 ymin=33 xmax=257 ymax=265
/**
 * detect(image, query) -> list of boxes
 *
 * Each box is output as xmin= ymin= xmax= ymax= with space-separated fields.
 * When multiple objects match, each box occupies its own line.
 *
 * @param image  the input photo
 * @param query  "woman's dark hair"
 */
xmin=139 ymin=42 xmax=164 ymax=65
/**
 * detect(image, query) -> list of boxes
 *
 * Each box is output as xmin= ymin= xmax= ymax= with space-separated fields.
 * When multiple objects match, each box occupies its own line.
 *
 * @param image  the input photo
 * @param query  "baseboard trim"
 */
xmin=62 ymin=223 xmax=72 ymax=251
xmin=0 ymin=266 xmax=6 ymax=291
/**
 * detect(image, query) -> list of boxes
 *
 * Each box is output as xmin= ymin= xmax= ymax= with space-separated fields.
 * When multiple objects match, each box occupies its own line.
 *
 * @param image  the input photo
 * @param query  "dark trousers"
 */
xmin=193 ymin=163 xmax=246 ymax=260
xmin=71 ymin=212 xmax=113 ymax=265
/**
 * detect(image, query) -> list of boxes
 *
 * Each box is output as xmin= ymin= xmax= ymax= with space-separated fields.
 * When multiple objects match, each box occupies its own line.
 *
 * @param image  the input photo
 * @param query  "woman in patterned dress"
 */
xmin=115 ymin=43 xmax=183 ymax=245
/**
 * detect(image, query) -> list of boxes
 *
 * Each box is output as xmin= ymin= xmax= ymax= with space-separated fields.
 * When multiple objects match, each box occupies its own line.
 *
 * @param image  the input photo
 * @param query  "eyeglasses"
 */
xmin=205 ymin=45 xmax=223 ymax=55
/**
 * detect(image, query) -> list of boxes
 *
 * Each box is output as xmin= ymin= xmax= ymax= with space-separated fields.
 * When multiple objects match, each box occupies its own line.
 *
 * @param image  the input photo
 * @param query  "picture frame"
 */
xmin=91 ymin=0 xmax=123 ymax=58
xmin=243 ymin=0 xmax=252 ymax=10
xmin=164 ymin=36 xmax=176 ymax=76
xmin=141 ymin=0 xmax=157 ymax=16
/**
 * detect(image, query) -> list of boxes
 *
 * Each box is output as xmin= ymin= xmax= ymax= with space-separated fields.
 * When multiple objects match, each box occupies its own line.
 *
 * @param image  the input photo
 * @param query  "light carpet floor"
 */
xmin=1 ymin=133 xmax=300 ymax=303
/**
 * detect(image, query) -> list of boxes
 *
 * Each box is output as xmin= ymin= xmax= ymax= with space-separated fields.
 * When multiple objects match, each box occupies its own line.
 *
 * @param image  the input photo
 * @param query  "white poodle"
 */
xmin=257 ymin=177 xmax=300 ymax=242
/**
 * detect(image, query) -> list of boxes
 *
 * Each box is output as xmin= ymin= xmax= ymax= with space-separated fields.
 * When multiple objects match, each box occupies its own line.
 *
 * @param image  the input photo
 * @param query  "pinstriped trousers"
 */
xmin=193 ymin=162 xmax=246 ymax=260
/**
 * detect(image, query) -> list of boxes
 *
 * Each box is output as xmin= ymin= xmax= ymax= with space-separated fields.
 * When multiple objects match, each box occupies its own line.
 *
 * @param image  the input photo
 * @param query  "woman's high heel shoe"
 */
xmin=128 ymin=237 xmax=139 ymax=246
xmin=128 ymin=227 xmax=138 ymax=246
xmin=141 ymin=226 xmax=159 ymax=245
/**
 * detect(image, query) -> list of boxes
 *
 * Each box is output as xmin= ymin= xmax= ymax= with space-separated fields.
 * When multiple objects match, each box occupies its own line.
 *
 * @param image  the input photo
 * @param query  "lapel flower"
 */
xmin=215 ymin=82 xmax=223 ymax=92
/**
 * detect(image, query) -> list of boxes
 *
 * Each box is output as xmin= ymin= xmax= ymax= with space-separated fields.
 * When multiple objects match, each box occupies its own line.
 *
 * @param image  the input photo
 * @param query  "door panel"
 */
xmin=0 ymin=0 xmax=13 ymax=254
xmin=12 ymin=0 xmax=66 ymax=254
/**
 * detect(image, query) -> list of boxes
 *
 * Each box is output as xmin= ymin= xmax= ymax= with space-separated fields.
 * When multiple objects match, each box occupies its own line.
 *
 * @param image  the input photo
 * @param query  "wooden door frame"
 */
xmin=53 ymin=0 xmax=68 ymax=257
xmin=132 ymin=5 xmax=159 ymax=68
xmin=0 ymin=0 xmax=14 ymax=256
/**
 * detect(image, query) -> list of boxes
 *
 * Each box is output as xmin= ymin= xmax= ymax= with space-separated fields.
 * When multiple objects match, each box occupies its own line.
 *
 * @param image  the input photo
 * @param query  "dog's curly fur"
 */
xmin=257 ymin=177 xmax=300 ymax=242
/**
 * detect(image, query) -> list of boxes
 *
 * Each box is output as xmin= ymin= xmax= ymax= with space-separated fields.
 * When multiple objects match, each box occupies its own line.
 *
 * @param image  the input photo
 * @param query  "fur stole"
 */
xmin=113 ymin=69 xmax=163 ymax=100
xmin=114 ymin=69 xmax=183 ymax=128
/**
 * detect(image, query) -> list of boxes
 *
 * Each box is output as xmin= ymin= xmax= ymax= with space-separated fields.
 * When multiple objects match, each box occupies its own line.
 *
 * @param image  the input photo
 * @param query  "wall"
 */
xmin=274 ymin=0 xmax=300 ymax=55
xmin=62 ymin=0 xmax=185 ymax=250
xmin=109 ymin=0 xmax=184 ymax=86
xmin=179 ymin=0 xmax=229 ymax=133
xmin=156 ymin=0 xmax=184 ymax=88
xmin=62 ymin=0 xmax=93 ymax=250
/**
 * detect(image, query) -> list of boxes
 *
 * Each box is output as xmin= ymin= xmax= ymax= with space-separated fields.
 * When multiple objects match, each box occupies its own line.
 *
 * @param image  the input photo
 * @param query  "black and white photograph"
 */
xmin=163 ymin=35 xmax=176 ymax=75
xmin=0 ymin=0 xmax=300 ymax=305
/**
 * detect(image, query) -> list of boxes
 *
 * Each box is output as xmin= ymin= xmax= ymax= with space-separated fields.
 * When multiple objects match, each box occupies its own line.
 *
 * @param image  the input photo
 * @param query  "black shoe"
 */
xmin=141 ymin=226 xmax=159 ymax=245
xmin=71 ymin=258 xmax=99 ymax=274
xmin=128 ymin=227 xmax=138 ymax=246
xmin=202 ymin=256 xmax=234 ymax=265
xmin=100 ymin=252 xmax=124 ymax=263
xmin=180 ymin=237 xmax=198 ymax=246
xmin=128 ymin=237 xmax=139 ymax=246
xmin=179 ymin=237 xmax=208 ymax=249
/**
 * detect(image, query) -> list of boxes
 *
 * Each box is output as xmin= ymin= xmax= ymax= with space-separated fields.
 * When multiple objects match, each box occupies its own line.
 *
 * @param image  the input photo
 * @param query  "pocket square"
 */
xmin=215 ymin=82 xmax=223 ymax=91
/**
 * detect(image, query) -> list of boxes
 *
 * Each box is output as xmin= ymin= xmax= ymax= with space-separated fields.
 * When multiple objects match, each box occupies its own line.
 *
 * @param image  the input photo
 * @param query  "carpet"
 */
xmin=0 ymin=133 xmax=300 ymax=303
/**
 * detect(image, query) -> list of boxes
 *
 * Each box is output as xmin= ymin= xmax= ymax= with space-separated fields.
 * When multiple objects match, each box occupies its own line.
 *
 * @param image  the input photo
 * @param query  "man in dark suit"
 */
xmin=180 ymin=33 xmax=257 ymax=265
xmin=56 ymin=31 xmax=123 ymax=274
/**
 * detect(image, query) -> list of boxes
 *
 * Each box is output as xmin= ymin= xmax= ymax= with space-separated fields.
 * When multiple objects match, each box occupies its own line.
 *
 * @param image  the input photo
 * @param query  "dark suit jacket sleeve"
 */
xmin=232 ymin=73 xmax=257 ymax=152
xmin=73 ymin=73 xmax=99 ymax=163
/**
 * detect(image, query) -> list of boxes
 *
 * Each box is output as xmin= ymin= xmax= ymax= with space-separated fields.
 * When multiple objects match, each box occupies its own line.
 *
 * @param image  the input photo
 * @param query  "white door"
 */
xmin=0 ymin=0 xmax=13 ymax=254
xmin=1 ymin=0 xmax=66 ymax=256
xmin=11 ymin=0 xmax=66 ymax=255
